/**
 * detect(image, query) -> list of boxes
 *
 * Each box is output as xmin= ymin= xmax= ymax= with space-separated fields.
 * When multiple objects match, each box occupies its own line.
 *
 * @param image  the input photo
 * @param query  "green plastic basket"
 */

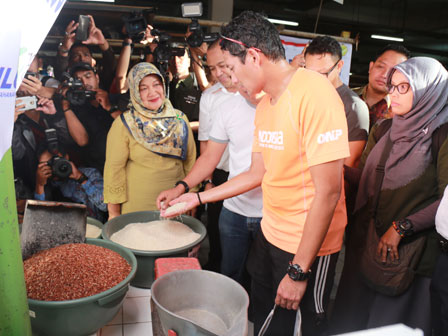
xmin=27 ymin=238 xmax=137 ymax=336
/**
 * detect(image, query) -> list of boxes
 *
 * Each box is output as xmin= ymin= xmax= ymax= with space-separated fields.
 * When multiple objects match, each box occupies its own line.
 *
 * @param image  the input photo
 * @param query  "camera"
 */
xmin=62 ymin=74 xmax=95 ymax=106
xmin=45 ymin=129 xmax=72 ymax=179
xmin=151 ymin=29 xmax=186 ymax=65
xmin=47 ymin=156 xmax=72 ymax=179
xmin=122 ymin=10 xmax=152 ymax=43
xmin=182 ymin=2 xmax=219 ymax=48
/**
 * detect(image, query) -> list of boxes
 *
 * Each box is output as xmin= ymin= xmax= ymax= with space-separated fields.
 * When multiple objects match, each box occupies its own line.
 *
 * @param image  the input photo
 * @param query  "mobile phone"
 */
xmin=76 ymin=15 xmax=91 ymax=41
xmin=16 ymin=96 xmax=37 ymax=111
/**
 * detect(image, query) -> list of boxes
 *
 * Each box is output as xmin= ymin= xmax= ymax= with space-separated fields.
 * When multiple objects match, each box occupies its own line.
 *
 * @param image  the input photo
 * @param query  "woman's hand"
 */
xmin=377 ymin=225 xmax=402 ymax=263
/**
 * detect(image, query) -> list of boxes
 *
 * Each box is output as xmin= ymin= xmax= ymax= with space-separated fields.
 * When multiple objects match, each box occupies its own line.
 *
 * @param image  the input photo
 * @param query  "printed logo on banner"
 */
xmin=0 ymin=67 xmax=17 ymax=98
xmin=46 ymin=0 xmax=65 ymax=13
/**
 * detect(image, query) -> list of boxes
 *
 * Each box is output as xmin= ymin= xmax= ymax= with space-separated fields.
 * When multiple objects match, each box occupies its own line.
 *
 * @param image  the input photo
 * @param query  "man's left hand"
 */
xmin=95 ymin=89 xmax=111 ymax=111
xmin=275 ymin=275 xmax=307 ymax=310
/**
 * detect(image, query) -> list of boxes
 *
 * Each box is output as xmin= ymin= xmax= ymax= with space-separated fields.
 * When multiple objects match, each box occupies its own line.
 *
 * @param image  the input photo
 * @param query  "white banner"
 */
xmin=280 ymin=35 xmax=353 ymax=86
xmin=0 ymin=0 xmax=66 ymax=160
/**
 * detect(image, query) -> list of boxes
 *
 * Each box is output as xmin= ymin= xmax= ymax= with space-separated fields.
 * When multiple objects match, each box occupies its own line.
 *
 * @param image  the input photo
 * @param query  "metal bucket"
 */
xmin=102 ymin=211 xmax=207 ymax=288
xmin=152 ymin=270 xmax=249 ymax=336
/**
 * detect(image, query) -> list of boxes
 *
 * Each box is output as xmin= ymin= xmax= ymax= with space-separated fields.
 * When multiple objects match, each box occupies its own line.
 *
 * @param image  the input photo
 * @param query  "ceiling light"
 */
xmin=371 ymin=34 xmax=404 ymax=42
xmin=268 ymin=18 xmax=299 ymax=27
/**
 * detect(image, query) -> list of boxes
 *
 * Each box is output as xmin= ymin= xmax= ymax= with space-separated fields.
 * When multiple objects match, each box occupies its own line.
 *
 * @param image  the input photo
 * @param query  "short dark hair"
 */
xmin=305 ymin=36 xmax=342 ymax=60
xmin=220 ymin=11 xmax=285 ymax=64
xmin=69 ymin=42 xmax=93 ymax=62
xmin=375 ymin=44 xmax=410 ymax=61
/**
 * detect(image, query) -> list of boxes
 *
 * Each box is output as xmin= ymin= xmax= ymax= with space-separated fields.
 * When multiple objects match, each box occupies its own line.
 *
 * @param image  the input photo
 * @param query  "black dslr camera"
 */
xmin=62 ymin=74 xmax=95 ymax=106
xmin=45 ymin=129 xmax=72 ymax=179
xmin=182 ymin=2 xmax=219 ymax=48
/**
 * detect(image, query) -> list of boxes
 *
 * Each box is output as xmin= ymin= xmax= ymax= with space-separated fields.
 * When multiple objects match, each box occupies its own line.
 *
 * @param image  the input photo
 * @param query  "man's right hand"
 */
xmin=61 ymin=20 xmax=79 ymax=54
xmin=36 ymin=162 xmax=52 ymax=187
xmin=156 ymin=185 xmax=185 ymax=211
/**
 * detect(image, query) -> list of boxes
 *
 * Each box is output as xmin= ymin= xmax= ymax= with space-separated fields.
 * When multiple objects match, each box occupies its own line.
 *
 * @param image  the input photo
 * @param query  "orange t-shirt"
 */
xmin=253 ymin=68 xmax=350 ymax=256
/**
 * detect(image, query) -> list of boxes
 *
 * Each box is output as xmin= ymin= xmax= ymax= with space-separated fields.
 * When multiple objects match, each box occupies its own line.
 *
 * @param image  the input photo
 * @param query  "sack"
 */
xmin=359 ymin=219 xmax=426 ymax=296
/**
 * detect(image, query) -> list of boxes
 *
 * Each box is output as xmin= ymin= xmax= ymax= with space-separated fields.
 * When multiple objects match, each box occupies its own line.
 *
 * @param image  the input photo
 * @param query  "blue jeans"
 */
xmin=219 ymin=206 xmax=261 ymax=284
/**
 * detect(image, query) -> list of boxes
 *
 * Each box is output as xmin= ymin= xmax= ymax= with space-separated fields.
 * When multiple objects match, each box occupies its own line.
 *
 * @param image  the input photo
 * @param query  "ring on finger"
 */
xmin=65 ymin=31 xmax=70 ymax=36
xmin=387 ymin=248 xmax=391 ymax=252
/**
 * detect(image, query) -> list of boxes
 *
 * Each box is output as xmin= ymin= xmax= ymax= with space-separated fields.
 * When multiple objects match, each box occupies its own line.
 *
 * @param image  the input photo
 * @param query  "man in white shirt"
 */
xmin=431 ymin=185 xmax=448 ymax=336
xmin=157 ymin=40 xmax=263 ymax=284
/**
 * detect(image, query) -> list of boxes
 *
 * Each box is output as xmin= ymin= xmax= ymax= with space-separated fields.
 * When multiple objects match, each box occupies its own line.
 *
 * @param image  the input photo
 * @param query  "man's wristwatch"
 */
xmin=76 ymin=173 xmax=88 ymax=184
xmin=392 ymin=218 xmax=414 ymax=237
xmin=58 ymin=42 xmax=69 ymax=54
xmin=202 ymin=179 xmax=213 ymax=188
xmin=108 ymin=105 xmax=119 ymax=114
xmin=287 ymin=262 xmax=311 ymax=281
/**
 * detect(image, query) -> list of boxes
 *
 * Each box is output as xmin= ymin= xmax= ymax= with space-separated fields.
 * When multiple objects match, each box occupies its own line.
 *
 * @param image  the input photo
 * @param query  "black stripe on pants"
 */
xmin=247 ymin=230 xmax=338 ymax=336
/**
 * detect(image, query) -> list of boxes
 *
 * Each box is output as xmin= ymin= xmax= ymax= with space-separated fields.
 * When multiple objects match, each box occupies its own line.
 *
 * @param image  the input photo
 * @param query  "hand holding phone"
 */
xmin=16 ymin=96 xmax=37 ymax=112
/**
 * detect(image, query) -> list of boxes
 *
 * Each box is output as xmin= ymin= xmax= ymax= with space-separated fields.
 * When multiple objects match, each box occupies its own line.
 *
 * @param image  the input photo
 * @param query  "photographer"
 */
xmin=35 ymin=146 xmax=107 ymax=222
xmin=59 ymin=62 xmax=118 ymax=174
xmin=55 ymin=15 xmax=116 ymax=91
xmin=12 ymin=57 xmax=69 ymax=195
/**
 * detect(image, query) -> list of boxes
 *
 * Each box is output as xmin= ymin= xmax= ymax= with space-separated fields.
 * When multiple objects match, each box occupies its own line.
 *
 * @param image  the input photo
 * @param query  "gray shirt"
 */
xmin=336 ymin=84 xmax=369 ymax=142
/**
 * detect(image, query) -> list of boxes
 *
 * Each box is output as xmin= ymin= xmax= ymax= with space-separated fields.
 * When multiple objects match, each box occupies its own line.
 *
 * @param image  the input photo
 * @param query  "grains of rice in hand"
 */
xmin=23 ymin=243 xmax=131 ymax=301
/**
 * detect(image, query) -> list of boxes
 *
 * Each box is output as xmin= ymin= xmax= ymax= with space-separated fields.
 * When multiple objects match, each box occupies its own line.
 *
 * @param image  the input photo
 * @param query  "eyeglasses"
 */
xmin=320 ymin=59 xmax=340 ymax=77
xmin=219 ymin=34 xmax=261 ymax=52
xmin=388 ymin=82 xmax=411 ymax=94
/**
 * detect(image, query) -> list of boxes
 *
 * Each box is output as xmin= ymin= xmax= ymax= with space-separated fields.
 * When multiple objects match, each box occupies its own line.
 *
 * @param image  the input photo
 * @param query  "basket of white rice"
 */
xmin=102 ymin=211 xmax=206 ymax=288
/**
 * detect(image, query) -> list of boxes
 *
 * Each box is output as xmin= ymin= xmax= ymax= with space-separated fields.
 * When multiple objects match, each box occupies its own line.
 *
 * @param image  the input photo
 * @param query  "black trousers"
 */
xmin=431 ymin=252 xmax=448 ymax=336
xmin=204 ymin=168 xmax=229 ymax=271
xmin=247 ymin=230 xmax=338 ymax=336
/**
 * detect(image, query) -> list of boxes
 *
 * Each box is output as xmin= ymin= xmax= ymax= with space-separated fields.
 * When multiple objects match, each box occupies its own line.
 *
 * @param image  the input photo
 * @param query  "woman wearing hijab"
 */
xmin=103 ymin=62 xmax=196 ymax=218
xmin=330 ymin=57 xmax=448 ymax=334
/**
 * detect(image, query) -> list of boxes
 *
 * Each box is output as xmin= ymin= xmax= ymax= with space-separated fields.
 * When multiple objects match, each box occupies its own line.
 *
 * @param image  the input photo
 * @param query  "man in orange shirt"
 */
xmin=158 ymin=11 xmax=350 ymax=336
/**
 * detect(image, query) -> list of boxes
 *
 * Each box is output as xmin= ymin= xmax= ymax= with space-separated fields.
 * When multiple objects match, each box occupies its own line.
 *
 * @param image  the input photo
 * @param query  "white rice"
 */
xmin=110 ymin=220 xmax=200 ymax=251
xmin=86 ymin=223 xmax=102 ymax=238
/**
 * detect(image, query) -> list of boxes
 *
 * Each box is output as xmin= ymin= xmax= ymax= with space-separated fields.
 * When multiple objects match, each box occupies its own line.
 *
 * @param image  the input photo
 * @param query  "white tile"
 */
xmin=123 ymin=322 xmax=153 ymax=336
xmin=106 ymin=308 xmax=123 ymax=326
xmin=123 ymin=296 xmax=152 ymax=323
xmin=127 ymin=286 xmax=152 ymax=298
xmin=99 ymin=325 xmax=123 ymax=336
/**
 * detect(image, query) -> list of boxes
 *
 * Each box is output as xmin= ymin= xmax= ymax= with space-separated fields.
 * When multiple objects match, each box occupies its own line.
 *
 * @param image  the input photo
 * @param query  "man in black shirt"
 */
xmin=60 ymin=62 xmax=117 ymax=173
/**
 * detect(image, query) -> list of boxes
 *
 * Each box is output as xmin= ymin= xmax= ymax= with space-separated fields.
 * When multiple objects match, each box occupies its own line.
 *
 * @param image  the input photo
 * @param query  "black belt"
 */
xmin=438 ymin=233 xmax=448 ymax=254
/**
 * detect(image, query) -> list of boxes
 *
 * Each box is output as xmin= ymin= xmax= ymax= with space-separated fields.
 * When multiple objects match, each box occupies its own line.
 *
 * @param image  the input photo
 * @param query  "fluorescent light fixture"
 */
xmin=268 ymin=18 xmax=299 ymax=27
xmin=371 ymin=34 xmax=404 ymax=42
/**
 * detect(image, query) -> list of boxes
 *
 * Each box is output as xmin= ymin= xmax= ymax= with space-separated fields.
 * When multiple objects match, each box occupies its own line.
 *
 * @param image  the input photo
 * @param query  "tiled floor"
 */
xmin=98 ymin=286 xmax=153 ymax=336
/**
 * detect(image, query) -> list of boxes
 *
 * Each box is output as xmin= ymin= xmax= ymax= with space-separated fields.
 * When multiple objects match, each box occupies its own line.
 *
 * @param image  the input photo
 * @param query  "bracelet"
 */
xmin=392 ymin=221 xmax=405 ymax=237
xmin=175 ymin=180 xmax=189 ymax=193
xmin=63 ymin=107 xmax=71 ymax=113
xmin=196 ymin=192 xmax=203 ymax=206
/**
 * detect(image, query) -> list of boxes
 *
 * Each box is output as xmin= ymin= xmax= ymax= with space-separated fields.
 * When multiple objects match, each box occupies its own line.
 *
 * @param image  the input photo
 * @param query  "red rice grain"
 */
xmin=23 ymin=243 xmax=131 ymax=301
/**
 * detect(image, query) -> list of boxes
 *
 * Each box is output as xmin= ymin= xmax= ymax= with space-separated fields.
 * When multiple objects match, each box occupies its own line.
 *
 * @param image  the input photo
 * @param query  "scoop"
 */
xmin=20 ymin=200 xmax=87 ymax=260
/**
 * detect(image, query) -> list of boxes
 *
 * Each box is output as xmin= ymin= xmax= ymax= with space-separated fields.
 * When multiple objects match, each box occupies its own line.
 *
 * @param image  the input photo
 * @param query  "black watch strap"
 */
xmin=76 ymin=173 xmax=88 ymax=184
xmin=287 ymin=262 xmax=311 ymax=281
xmin=175 ymin=180 xmax=189 ymax=193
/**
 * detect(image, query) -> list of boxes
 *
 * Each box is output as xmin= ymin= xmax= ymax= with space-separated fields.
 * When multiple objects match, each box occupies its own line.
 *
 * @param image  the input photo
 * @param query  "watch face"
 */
xmin=287 ymin=264 xmax=308 ymax=281
xmin=399 ymin=220 xmax=412 ymax=231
